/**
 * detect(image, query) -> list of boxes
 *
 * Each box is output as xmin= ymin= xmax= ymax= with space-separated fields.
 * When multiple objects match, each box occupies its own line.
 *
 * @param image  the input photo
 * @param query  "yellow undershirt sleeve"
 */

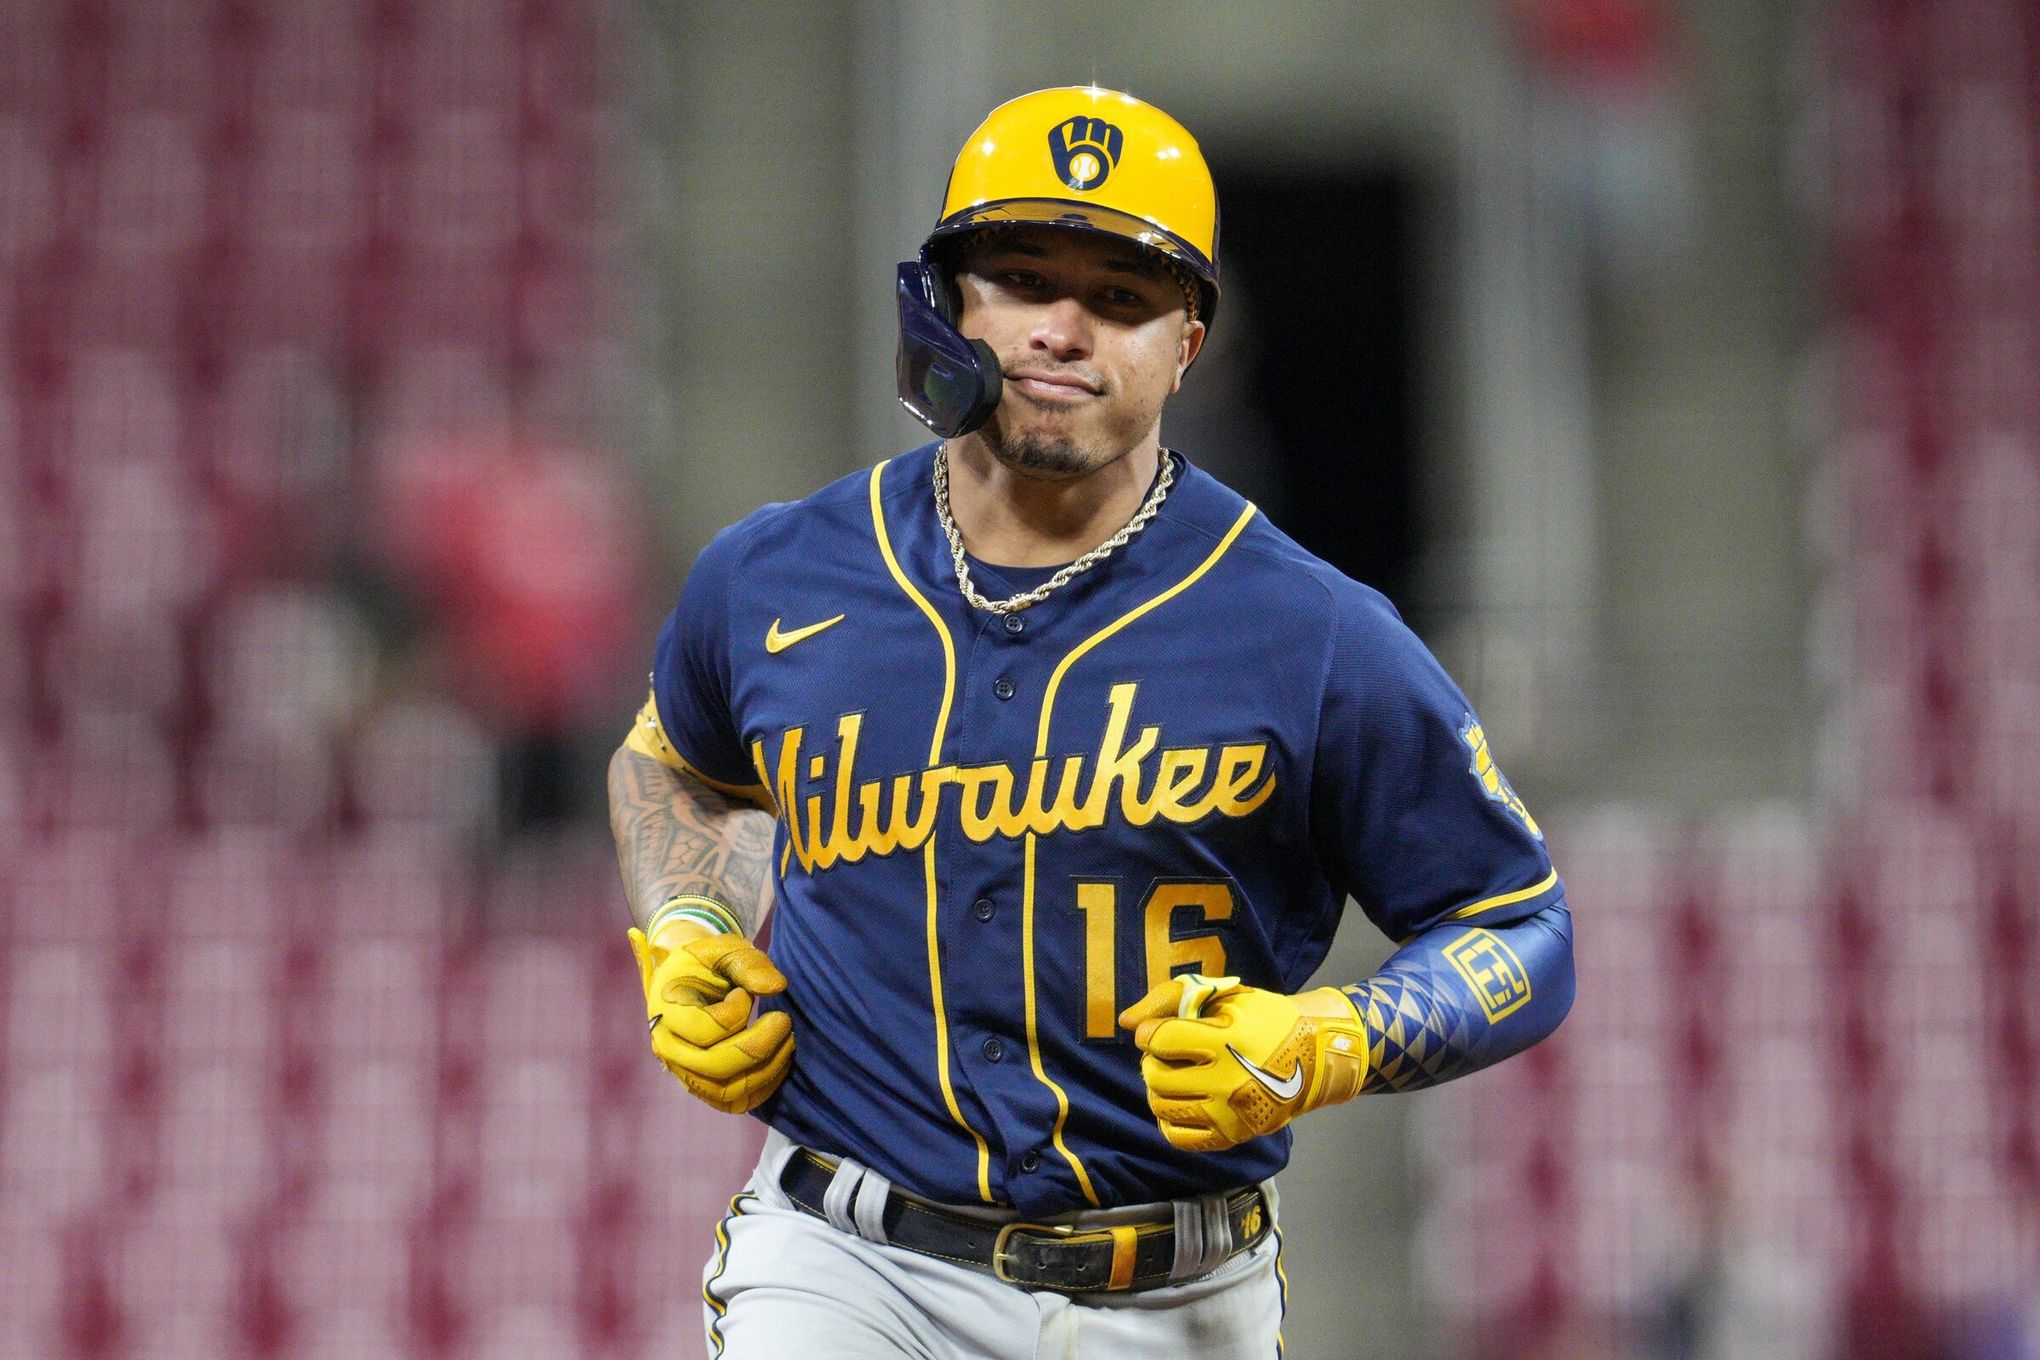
xmin=624 ymin=690 xmax=687 ymax=769
xmin=622 ymin=690 xmax=777 ymax=813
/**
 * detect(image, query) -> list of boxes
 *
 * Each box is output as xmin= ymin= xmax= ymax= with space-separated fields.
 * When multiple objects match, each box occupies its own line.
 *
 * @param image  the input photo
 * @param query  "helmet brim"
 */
xmin=926 ymin=198 xmax=1220 ymax=324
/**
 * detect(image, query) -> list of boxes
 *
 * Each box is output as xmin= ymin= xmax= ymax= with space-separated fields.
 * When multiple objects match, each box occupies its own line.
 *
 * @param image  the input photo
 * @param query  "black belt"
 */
xmin=777 ymin=1150 xmax=1270 ymax=1293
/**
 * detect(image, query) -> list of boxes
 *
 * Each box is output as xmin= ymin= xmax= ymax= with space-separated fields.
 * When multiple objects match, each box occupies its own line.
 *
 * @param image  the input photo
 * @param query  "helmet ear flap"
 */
xmin=895 ymin=262 xmax=1003 ymax=438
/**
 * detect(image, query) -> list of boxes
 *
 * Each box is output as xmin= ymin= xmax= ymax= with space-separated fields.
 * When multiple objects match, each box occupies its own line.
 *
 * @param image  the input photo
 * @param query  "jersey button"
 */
xmin=1003 ymin=614 xmax=1025 ymax=635
xmin=981 ymin=1037 xmax=1005 ymax=1063
xmin=1019 ymin=1150 xmax=1041 ymax=1173
xmin=993 ymin=677 xmax=1015 ymax=700
xmin=972 ymin=898 xmax=995 ymax=922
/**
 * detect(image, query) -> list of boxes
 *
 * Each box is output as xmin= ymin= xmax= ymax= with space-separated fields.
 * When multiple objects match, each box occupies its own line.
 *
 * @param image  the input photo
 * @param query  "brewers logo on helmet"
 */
xmin=895 ymin=86 xmax=1221 ymax=438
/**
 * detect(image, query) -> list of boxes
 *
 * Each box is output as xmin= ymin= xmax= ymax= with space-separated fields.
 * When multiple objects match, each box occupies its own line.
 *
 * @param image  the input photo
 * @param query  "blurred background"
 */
xmin=0 ymin=0 xmax=2034 ymax=1356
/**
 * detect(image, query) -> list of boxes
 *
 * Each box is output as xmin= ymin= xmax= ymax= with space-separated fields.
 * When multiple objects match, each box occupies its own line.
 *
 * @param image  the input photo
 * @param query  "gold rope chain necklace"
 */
xmin=931 ymin=445 xmax=1176 ymax=615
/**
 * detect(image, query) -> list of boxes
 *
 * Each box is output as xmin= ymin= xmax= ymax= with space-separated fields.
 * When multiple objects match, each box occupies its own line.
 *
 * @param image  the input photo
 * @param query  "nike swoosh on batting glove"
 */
xmin=629 ymin=927 xmax=794 ymax=1114
xmin=1118 ymin=974 xmax=1369 ymax=1151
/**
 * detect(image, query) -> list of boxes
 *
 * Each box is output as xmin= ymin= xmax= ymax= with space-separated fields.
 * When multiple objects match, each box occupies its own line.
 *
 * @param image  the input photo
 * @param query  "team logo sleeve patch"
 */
xmin=1441 ymin=928 xmax=1533 ymax=1023
xmin=1458 ymin=714 xmax=1542 ymax=841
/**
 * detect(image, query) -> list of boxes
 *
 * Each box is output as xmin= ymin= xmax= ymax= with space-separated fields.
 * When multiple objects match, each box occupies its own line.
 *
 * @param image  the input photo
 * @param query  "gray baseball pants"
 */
xmin=700 ymin=1129 xmax=1287 ymax=1358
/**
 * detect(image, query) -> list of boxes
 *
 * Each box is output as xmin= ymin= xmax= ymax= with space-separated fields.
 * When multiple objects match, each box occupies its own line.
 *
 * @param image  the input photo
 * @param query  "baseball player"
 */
xmin=609 ymin=86 xmax=1575 ymax=1358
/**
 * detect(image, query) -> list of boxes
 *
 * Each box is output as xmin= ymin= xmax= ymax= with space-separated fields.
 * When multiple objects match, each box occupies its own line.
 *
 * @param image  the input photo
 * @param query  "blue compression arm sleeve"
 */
xmin=1338 ymin=900 xmax=1575 ymax=1093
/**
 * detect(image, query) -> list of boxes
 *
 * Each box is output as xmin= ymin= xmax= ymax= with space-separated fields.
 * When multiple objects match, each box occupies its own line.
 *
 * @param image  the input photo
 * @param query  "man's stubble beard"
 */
xmin=980 ymin=393 xmax=1163 ymax=484
xmin=980 ymin=420 xmax=1108 ymax=482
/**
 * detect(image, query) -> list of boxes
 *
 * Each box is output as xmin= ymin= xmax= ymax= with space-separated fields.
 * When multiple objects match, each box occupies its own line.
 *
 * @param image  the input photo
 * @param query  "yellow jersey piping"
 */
xmin=868 ymin=458 xmax=995 ymax=1203
xmin=1393 ymin=868 xmax=1562 ymax=946
xmin=1034 ymin=503 xmax=1258 ymax=753
xmin=1446 ymin=867 xmax=1559 ymax=921
xmin=1021 ymin=831 xmax=1101 ymax=1205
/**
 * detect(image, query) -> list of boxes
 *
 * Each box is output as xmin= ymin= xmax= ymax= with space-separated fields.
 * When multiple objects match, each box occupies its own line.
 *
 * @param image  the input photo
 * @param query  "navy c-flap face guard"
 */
xmin=896 ymin=262 xmax=1002 ymax=439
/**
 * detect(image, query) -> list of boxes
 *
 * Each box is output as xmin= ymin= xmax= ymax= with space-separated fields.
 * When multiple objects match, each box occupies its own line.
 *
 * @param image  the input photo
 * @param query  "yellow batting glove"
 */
xmin=628 ymin=925 xmax=793 ymax=1114
xmin=1118 ymin=973 xmax=1369 ymax=1152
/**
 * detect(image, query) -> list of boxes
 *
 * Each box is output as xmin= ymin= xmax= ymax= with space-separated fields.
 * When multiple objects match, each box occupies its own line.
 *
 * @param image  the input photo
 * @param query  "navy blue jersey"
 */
xmin=649 ymin=444 xmax=1561 ymax=1215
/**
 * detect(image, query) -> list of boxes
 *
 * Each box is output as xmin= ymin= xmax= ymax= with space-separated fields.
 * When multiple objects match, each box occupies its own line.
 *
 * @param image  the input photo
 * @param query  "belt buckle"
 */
xmin=991 ymin=1221 xmax=1066 ymax=1285
xmin=991 ymin=1221 xmax=1127 ymax=1290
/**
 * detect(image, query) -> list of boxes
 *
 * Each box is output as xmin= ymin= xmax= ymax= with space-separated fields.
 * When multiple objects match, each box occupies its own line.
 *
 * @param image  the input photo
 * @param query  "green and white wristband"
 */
xmin=647 ymin=895 xmax=741 ymax=939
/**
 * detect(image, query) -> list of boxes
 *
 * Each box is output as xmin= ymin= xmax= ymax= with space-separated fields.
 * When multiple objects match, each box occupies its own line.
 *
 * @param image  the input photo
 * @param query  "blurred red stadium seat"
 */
xmin=200 ymin=344 xmax=349 ymax=504
xmin=460 ymin=1297 xmax=583 ymax=1359
xmin=0 ymin=1214 xmax=63 ymax=1358
xmin=214 ymin=249 xmax=351 ymax=352
xmin=391 ymin=263 xmax=517 ymax=350
xmin=475 ymin=1058 xmax=589 ymax=1221
xmin=324 ymin=939 xmax=444 ymax=1065
xmin=103 ymin=0 xmax=228 ymax=121
xmin=196 ymin=727 xmax=343 ymax=834
xmin=403 ymin=0 xmax=518 ymax=114
xmin=157 ymin=1061 xmax=271 ymax=1212
xmin=324 ymin=830 xmax=464 ymax=938
xmin=1728 ymin=1036 xmax=1841 ymax=1171
xmin=162 ymin=940 xmax=277 ymax=1065
xmin=164 ymin=830 xmax=286 ymax=941
xmin=0 ymin=114 xmax=57 ymax=263
xmin=9 ymin=833 xmax=126 ymax=942
xmin=1420 ymin=1164 xmax=1557 ymax=1317
xmin=317 ymin=1061 xmax=435 ymax=1214
xmin=0 ymin=742 xmax=22 ymax=851
xmin=0 ymin=1066 xmax=110 ymax=1218
xmin=269 ymin=1211 xmax=414 ymax=1350
xmin=63 ymin=346 xmax=186 ymax=468
xmin=403 ymin=111 xmax=517 ymax=258
xmin=1860 ymin=802 xmax=1985 ymax=926
xmin=633 ymin=1090 xmax=764 ymax=1214
xmin=43 ymin=611 xmax=188 ymax=728
xmin=203 ymin=584 xmax=375 ymax=744
xmin=1569 ymin=1159 xmax=1688 ymax=1315
xmin=70 ymin=257 xmax=185 ymax=352
xmin=283 ymin=1303 xmax=412 ymax=1360
xmin=104 ymin=1207 xmax=239 ymax=1350
xmin=93 ymin=115 xmax=208 ymax=261
xmin=479 ymin=936 xmax=595 ymax=1060
xmin=1904 ymin=1163 xmax=2039 ymax=1307
xmin=5 ymin=939 xmax=111 ymax=1072
xmin=1571 ymin=1037 xmax=1673 ymax=1162
xmin=63 ymin=478 xmax=213 ymax=652
xmin=28 ymin=719 xmax=180 ymax=834
xmin=514 ymin=253 xmax=606 ymax=355
xmin=252 ymin=0 xmax=371 ymax=115
xmin=0 ymin=4 xmax=63 ymax=114
xmin=246 ymin=110 xmax=364 ymax=257
xmin=522 ymin=113 xmax=624 ymax=256
xmin=370 ymin=345 xmax=510 ymax=451
xmin=349 ymin=697 xmax=498 ymax=837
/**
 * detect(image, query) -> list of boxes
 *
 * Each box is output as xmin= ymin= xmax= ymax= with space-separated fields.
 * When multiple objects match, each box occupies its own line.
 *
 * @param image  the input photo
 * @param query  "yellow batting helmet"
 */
xmin=928 ymin=86 xmax=1221 ymax=324
xmin=896 ymin=86 xmax=1220 ymax=438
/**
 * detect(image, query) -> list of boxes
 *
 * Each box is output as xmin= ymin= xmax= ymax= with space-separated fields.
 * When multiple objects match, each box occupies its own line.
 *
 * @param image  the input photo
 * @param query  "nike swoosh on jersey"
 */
xmin=1226 ymin=1044 xmax=1304 ymax=1102
xmin=765 ymin=614 xmax=846 ymax=654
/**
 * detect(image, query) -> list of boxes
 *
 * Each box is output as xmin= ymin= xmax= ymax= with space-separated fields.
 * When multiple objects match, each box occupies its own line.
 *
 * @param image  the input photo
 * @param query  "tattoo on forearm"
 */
xmin=607 ymin=747 xmax=778 ymax=935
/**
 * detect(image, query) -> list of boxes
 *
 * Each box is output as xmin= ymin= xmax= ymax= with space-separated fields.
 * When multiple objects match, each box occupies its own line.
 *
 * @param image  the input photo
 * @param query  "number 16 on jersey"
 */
xmin=1073 ymin=878 xmax=1235 ymax=1038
